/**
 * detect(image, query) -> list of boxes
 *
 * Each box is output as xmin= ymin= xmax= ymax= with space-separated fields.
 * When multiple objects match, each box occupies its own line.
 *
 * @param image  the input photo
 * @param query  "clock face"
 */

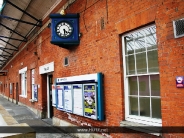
xmin=56 ymin=21 xmax=73 ymax=38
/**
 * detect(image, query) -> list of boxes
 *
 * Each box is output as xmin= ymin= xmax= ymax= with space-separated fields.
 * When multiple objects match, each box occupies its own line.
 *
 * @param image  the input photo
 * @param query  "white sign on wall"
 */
xmin=39 ymin=62 xmax=54 ymax=74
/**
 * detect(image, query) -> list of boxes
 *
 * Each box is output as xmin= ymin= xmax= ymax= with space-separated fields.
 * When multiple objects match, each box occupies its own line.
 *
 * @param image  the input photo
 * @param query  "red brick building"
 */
xmin=0 ymin=0 xmax=184 ymax=137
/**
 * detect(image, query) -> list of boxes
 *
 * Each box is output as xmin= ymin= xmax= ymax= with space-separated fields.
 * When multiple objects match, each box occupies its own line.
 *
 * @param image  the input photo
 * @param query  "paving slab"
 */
xmin=0 ymin=96 xmax=77 ymax=138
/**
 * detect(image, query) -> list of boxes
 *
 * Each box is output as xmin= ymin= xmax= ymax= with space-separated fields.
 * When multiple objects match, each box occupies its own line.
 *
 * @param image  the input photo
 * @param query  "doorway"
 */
xmin=16 ymin=82 xmax=19 ymax=104
xmin=47 ymin=74 xmax=53 ymax=118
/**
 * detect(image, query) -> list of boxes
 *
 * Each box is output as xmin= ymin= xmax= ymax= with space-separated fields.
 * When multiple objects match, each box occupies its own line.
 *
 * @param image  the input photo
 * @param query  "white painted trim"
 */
xmin=19 ymin=95 xmax=27 ymax=98
xmin=47 ymin=74 xmax=50 ymax=118
xmin=122 ymin=37 xmax=129 ymax=119
xmin=18 ymin=67 xmax=27 ymax=74
xmin=47 ymin=72 xmax=53 ymax=118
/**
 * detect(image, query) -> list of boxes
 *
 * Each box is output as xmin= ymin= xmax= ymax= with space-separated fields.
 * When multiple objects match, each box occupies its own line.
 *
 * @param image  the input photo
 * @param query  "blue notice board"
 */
xmin=55 ymin=72 xmax=104 ymax=121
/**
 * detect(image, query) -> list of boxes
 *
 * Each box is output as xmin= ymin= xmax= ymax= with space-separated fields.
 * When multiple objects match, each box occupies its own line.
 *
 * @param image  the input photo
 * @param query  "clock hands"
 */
xmin=63 ymin=29 xmax=68 ymax=35
xmin=56 ymin=22 xmax=73 ymax=38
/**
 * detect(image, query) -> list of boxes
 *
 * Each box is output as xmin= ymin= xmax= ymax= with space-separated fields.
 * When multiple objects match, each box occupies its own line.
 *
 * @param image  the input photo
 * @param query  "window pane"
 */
xmin=145 ymin=26 xmax=157 ymax=50
xmin=136 ymin=53 xmax=147 ymax=74
xmin=138 ymin=76 xmax=150 ymax=96
xmin=126 ymin=55 xmax=135 ymax=75
xmin=150 ymin=75 xmax=160 ymax=96
xmin=125 ymin=37 xmax=134 ymax=55
xmin=128 ymin=77 xmax=138 ymax=95
xmin=139 ymin=97 xmax=150 ymax=117
xmin=148 ymin=50 xmax=159 ymax=73
xmin=129 ymin=96 xmax=138 ymax=115
xmin=152 ymin=98 xmax=161 ymax=118
xmin=135 ymin=30 xmax=146 ymax=53
xmin=21 ymin=73 xmax=25 ymax=95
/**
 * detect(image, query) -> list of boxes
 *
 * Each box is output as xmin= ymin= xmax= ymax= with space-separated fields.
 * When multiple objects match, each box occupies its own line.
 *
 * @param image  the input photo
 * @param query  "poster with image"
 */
xmin=57 ymin=85 xmax=64 ymax=110
xmin=73 ymin=84 xmax=83 ymax=116
xmin=64 ymin=85 xmax=72 ymax=112
xmin=83 ymin=84 xmax=97 ymax=119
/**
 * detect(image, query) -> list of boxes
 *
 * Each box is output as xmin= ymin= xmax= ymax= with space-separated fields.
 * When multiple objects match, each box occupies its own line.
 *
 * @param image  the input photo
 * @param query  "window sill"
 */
xmin=120 ymin=121 xmax=162 ymax=136
xmin=19 ymin=95 xmax=27 ymax=98
xmin=29 ymin=99 xmax=37 ymax=102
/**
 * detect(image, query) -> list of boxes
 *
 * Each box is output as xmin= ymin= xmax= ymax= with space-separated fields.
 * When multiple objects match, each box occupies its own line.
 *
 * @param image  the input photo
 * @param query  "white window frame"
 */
xmin=122 ymin=24 xmax=162 ymax=126
xmin=31 ymin=69 xmax=35 ymax=100
xmin=19 ymin=67 xmax=27 ymax=98
xmin=10 ymin=83 xmax=12 ymax=94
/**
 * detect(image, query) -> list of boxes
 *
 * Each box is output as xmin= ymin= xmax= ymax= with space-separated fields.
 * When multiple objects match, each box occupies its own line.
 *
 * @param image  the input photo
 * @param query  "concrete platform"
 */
xmin=0 ymin=95 xmax=76 ymax=138
xmin=0 ymin=104 xmax=36 ymax=138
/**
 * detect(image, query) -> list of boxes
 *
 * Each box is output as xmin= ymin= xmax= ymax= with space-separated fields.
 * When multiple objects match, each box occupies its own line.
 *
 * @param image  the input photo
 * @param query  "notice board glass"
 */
xmin=57 ymin=85 xmax=64 ymax=110
xmin=33 ymin=84 xmax=38 ymax=101
xmin=83 ymin=83 xmax=97 ymax=119
xmin=63 ymin=85 xmax=72 ymax=112
xmin=72 ymin=84 xmax=83 ymax=116
xmin=52 ymin=85 xmax=56 ymax=107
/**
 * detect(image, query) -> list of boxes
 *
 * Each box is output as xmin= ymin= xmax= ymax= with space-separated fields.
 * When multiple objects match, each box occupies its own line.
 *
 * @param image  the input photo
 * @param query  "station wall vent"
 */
xmin=173 ymin=18 xmax=184 ymax=38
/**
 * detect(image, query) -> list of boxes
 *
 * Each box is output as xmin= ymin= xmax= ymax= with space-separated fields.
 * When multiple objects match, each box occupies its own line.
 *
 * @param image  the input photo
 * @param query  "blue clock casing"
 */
xmin=50 ymin=13 xmax=80 ymax=49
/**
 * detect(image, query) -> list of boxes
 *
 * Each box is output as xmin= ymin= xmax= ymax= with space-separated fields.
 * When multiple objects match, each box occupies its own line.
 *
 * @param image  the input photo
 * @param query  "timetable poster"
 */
xmin=64 ymin=85 xmax=72 ymax=112
xmin=57 ymin=85 xmax=64 ymax=110
xmin=52 ymin=85 xmax=56 ymax=106
xmin=73 ymin=84 xmax=83 ymax=116
xmin=83 ymin=84 xmax=97 ymax=119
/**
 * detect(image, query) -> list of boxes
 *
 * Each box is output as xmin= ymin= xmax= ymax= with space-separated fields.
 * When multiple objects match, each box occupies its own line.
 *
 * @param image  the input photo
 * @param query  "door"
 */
xmin=16 ymin=82 xmax=19 ymax=104
xmin=48 ymin=75 xmax=53 ymax=118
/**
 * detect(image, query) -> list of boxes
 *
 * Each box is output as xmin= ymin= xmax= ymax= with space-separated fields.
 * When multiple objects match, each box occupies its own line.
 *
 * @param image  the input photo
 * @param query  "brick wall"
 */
xmin=0 ymin=0 xmax=184 ymax=137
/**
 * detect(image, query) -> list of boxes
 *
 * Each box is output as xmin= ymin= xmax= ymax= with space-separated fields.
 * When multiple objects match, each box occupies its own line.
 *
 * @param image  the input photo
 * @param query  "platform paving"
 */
xmin=0 ymin=96 xmax=77 ymax=138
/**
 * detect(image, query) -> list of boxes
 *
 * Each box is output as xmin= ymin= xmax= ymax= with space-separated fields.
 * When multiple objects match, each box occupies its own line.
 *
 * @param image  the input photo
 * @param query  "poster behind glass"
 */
xmin=34 ymin=84 xmax=38 ymax=101
xmin=64 ymin=85 xmax=72 ymax=112
xmin=72 ymin=84 xmax=83 ymax=116
xmin=52 ymin=85 xmax=56 ymax=106
xmin=83 ymin=84 xmax=97 ymax=119
xmin=57 ymin=85 xmax=64 ymax=110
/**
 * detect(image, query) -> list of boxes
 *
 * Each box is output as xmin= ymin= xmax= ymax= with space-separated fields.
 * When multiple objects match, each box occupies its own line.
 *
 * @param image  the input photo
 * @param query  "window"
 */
xmin=10 ymin=83 xmax=12 ymax=94
xmin=122 ymin=25 xmax=161 ymax=126
xmin=31 ymin=69 xmax=34 ymax=100
xmin=19 ymin=67 xmax=27 ymax=97
xmin=31 ymin=69 xmax=38 ymax=101
xmin=20 ymin=72 xmax=27 ymax=97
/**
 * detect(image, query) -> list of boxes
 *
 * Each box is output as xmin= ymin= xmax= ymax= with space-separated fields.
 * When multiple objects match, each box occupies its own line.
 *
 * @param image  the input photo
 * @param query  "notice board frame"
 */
xmin=55 ymin=72 xmax=104 ymax=121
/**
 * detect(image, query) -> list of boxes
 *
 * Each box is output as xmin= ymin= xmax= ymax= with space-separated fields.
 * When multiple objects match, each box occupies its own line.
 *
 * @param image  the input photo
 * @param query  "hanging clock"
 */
xmin=50 ymin=13 xmax=80 ymax=49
